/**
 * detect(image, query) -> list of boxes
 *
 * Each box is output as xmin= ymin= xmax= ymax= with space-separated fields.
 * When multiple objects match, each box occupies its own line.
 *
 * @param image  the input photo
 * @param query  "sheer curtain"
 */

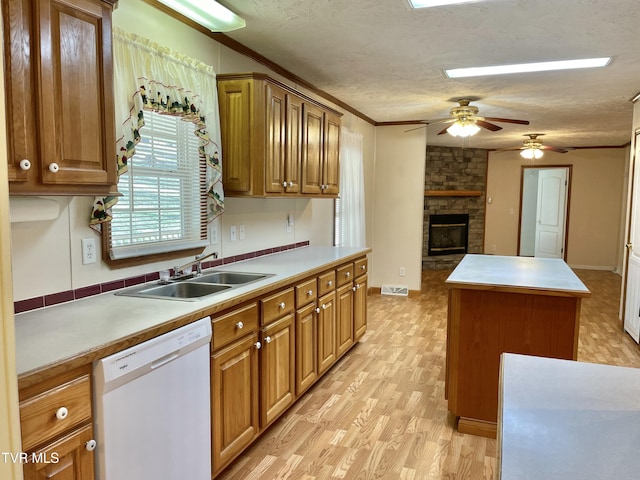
xmin=90 ymin=28 xmax=224 ymax=232
xmin=336 ymin=128 xmax=365 ymax=247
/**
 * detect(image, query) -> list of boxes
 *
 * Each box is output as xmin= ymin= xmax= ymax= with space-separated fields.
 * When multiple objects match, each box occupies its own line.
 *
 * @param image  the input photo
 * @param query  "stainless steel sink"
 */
xmin=191 ymin=271 xmax=270 ymax=285
xmin=116 ymin=282 xmax=232 ymax=301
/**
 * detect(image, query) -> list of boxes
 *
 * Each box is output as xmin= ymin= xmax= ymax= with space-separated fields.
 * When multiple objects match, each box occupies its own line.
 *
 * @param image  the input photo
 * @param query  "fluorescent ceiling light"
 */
xmin=445 ymin=57 xmax=611 ymax=78
xmin=409 ymin=0 xmax=480 ymax=7
xmin=157 ymin=0 xmax=246 ymax=32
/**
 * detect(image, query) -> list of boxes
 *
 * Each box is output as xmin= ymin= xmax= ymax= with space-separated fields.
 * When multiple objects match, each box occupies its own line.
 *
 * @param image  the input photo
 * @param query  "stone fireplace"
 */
xmin=423 ymin=146 xmax=487 ymax=270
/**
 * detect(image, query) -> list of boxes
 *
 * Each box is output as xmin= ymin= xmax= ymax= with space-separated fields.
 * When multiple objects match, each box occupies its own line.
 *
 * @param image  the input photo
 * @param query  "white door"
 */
xmin=534 ymin=168 xmax=569 ymax=258
xmin=624 ymin=131 xmax=640 ymax=342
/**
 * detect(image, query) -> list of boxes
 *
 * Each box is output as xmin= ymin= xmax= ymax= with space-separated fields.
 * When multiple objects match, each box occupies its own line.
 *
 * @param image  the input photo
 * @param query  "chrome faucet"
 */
xmin=172 ymin=252 xmax=218 ymax=279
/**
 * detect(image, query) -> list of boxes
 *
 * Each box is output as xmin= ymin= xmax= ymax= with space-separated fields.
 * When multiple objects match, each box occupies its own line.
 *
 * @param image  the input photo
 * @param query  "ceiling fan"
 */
xmin=407 ymin=98 xmax=530 ymax=137
xmin=495 ymin=133 xmax=571 ymax=159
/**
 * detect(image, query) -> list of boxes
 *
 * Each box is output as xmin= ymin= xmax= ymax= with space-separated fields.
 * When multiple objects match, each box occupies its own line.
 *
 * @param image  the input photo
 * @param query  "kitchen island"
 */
xmin=445 ymin=254 xmax=590 ymax=438
xmin=498 ymin=353 xmax=640 ymax=480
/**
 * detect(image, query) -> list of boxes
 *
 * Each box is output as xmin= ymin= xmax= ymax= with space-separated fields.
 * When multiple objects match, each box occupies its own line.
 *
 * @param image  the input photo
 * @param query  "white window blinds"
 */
xmin=109 ymin=111 xmax=208 ymax=259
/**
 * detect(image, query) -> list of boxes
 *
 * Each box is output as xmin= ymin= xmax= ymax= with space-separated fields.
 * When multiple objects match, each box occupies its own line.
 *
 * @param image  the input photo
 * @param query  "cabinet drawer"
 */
xmin=296 ymin=278 xmax=317 ymax=307
xmin=20 ymin=375 xmax=92 ymax=452
xmin=261 ymin=288 xmax=295 ymax=325
xmin=336 ymin=263 xmax=354 ymax=287
xmin=212 ymin=303 xmax=259 ymax=350
xmin=354 ymin=257 xmax=368 ymax=276
xmin=318 ymin=270 xmax=336 ymax=297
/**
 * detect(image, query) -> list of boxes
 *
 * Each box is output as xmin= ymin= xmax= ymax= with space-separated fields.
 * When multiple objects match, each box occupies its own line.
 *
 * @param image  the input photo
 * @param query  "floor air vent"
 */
xmin=381 ymin=285 xmax=409 ymax=296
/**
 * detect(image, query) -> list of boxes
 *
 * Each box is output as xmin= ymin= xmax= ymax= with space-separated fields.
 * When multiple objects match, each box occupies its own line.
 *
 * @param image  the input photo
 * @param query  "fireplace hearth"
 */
xmin=428 ymin=214 xmax=469 ymax=256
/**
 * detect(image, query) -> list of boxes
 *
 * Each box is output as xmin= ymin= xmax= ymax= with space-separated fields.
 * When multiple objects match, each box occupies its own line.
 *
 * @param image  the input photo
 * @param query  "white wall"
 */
xmin=370 ymin=126 xmax=426 ymax=291
xmin=10 ymin=0 xmax=376 ymax=301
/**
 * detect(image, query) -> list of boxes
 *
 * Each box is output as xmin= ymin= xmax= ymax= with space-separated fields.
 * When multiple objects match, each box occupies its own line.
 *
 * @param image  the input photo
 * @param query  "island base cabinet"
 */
xmin=23 ymin=424 xmax=95 ymax=480
xmin=447 ymin=287 xmax=581 ymax=438
xmin=212 ymin=333 xmax=259 ymax=474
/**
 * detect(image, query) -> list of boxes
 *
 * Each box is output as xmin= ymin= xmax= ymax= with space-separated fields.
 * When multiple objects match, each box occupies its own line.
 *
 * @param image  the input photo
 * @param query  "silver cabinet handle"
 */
xmin=327 ymin=280 xmax=333 ymax=287
xmin=288 ymin=181 xmax=294 ymax=187
xmin=315 ymin=307 xmax=320 ymax=314
xmin=48 ymin=162 xmax=60 ymax=173
xmin=56 ymin=407 xmax=68 ymax=420
xmin=255 ymin=341 xmax=262 ymax=350
xmin=352 ymin=286 xmax=357 ymax=292
xmin=307 ymin=290 xmax=313 ymax=296
xmin=321 ymin=304 xmax=328 ymax=310
xmin=355 ymin=284 xmax=360 ymax=290
xmin=282 ymin=181 xmax=288 ymax=187
xmin=360 ymin=265 xmax=366 ymax=271
xmin=265 ymin=336 xmax=272 ymax=344
xmin=85 ymin=439 xmax=97 ymax=452
xmin=19 ymin=159 xmax=31 ymax=171
xmin=236 ymin=321 xmax=244 ymax=329
xmin=345 ymin=271 xmax=351 ymax=278
xmin=279 ymin=302 xmax=286 ymax=309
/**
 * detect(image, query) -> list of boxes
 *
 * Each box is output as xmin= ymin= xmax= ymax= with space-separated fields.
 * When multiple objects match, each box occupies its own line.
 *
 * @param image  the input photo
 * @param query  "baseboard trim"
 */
xmin=457 ymin=417 xmax=497 ymax=439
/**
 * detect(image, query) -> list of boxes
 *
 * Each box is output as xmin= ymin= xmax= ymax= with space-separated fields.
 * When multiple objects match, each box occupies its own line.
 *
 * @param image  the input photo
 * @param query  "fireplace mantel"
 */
xmin=424 ymin=190 xmax=482 ymax=197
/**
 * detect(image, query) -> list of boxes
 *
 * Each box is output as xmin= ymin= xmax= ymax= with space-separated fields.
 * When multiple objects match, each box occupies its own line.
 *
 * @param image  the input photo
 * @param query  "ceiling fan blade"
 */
xmin=493 ymin=147 xmax=524 ymax=152
xmin=428 ymin=117 xmax=457 ymax=125
xmin=404 ymin=125 xmax=428 ymax=133
xmin=483 ymin=116 xmax=530 ymax=125
xmin=476 ymin=120 xmax=502 ymax=131
xmin=541 ymin=146 xmax=570 ymax=153
xmin=437 ymin=125 xmax=451 ymax=135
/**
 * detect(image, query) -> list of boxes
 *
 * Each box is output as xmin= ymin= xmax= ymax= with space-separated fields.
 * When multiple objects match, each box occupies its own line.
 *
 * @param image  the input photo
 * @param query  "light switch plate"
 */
xmin=230 ymin=225 xmax=237 ymax=242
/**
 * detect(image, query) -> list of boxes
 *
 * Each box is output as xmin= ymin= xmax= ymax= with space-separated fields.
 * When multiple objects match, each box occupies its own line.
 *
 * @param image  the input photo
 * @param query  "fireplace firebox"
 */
xmin=428 ymin=214 xmax=469 ymax=256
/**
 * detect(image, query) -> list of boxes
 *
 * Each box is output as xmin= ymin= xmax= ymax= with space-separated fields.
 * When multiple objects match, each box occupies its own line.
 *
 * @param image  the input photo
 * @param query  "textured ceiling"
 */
xmin=219 ymin=0 xmax=640 ymax=150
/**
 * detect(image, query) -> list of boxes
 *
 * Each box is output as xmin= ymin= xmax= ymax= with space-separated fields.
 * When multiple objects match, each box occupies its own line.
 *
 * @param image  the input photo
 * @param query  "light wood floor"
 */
xmin=217 ymin=268 xmax=640 ymax=480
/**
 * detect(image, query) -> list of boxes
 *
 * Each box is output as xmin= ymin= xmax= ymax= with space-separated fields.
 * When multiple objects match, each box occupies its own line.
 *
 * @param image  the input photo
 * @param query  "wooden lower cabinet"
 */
xmin=211 ymin=332 xmax=260 ymax=474
xmin=353 ymin=274 xmax=368 ymax=341
xmin=317 ymin=291 xmax=337 ymax=375
xmin=23 ymin=424 xmax=95 ymax=480
xmin=336 ymin=282 xmax=354 ymax=358
xmin=295 ymin=302 xmax=318 ymax=395
xmin=260 ymin=314 xmax=295 ymax=427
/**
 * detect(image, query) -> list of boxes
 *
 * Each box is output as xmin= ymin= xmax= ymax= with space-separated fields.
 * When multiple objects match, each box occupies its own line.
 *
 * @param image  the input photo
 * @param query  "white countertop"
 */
xmin=14 ymin=246 xmax=369 ymax=378
xmin=499 ymin=353 xmax=640 ymax=480
xmin=446 ymin=254 xmax=590 ymax=296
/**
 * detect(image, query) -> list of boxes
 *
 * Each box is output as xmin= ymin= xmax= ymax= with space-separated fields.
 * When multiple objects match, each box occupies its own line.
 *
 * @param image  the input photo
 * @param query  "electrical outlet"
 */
xmin=399 ymin=267 xmax=406 ymax=277
xmin=210 ymin=224 xmax=218 ymax=244
xmin=239 ymin=224 xmax=245 ymax=240
xmin=81 ymin=238 xmax=97 ymax=265
xmin=230 ymin=225 xmax=237 ymax=242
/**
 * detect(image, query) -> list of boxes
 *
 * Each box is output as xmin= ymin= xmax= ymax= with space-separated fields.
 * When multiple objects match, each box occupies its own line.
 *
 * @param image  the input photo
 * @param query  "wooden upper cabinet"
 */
xmin=217 ymin=72 xmax=341 ymax=198
xmin=5 ymin=0 xmax=117 ymax=195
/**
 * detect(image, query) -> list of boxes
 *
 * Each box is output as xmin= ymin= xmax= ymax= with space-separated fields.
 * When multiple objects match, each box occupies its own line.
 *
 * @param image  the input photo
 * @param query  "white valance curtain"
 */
xmin=337 ymin=128 xmax=366 ymax=248
xmin=90 ymin=28 xmax=224 ymax=230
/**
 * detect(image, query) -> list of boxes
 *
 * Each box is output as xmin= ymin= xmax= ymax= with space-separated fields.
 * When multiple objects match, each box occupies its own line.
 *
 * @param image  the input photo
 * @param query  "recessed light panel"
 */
xmin=446 ymin=58 xmax=611 ymax=78
xmin=409 ymin=0 xmax=481 ymax=7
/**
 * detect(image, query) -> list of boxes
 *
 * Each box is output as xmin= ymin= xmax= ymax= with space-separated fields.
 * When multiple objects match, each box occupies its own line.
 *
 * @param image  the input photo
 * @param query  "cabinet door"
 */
xmin=218 ymin=79 xmax=254 ymax=193
xmin=260 ymin=314 xmax=295 ymax=427
xmin=37 ymin=0 xmax=116 ymax=187
xmin=23 ymin=424 xmax=95 ymax=480
xmin=323 ymin=111 xmax=341 ymax=195
xmin=336 ymin=283 xmax=354 ymax=358
xmin=353 ymin=275 xmax=368 ymax=341
xmin=3 ymin=0 xmax=38 ymax=183
xmin=296 ymin=302 xmax=318 ymax=395
xmin=265 ymin=83 xmax=287 ymax=194
xmin=212 ymin=333 xmax=259 ymax=473
xmin=317 ymin=292 xmax=336 ymax=375
xmin=301 ymin=103 xmax=324 ymax=194
xmin=285 ymin=94 xmax=303 ymax=193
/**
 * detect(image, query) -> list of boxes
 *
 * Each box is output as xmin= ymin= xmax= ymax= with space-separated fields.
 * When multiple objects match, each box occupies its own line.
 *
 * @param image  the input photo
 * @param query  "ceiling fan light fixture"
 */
xmin=520 ymin=148 xmax=544 ymax=160
xmin=445 ymin=57 xmax=611 ymax=78
xmin=447 ymin=121 xmax=480 ymax=137
xmin=156 ymin=0 xmax=246 ymax=32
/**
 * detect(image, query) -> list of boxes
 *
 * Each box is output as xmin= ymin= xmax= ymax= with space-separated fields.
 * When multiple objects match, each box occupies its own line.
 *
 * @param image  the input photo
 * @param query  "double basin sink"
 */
xmin=116 ymin=271 xmax=273 ymax=301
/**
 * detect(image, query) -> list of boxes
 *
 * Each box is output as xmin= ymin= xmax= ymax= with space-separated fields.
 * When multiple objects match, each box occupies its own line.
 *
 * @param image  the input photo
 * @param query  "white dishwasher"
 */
xmin=93 ymin=317 xmax=212 ymax=480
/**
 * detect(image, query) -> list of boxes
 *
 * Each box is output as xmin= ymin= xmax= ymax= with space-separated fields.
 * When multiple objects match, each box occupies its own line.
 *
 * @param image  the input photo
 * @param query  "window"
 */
xmin=109 ymin=111 xmax=208 ymax=259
